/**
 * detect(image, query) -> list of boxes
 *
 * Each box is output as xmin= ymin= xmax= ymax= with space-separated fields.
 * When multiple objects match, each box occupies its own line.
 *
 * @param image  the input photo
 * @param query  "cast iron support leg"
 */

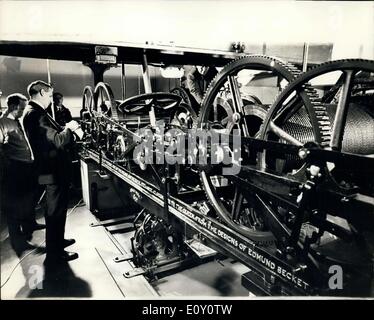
xmin=85 ymin=63 xmax=110 ymax=85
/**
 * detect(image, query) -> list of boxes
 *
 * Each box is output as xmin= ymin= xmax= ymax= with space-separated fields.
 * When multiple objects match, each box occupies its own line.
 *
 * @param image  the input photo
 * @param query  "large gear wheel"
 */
xmin=260 ymin=59 xmax=374 ymax=266
xmin=93 ymin=82 xmax=121 ymax=121
xmin=80 ymin=86 xmax=94 ymax=132
xmin=82 ymin=86 xmax=94 ymax=116
xmin=260 ymin=59 xmax=374 ymax=178
xmin=261 ymin=59 xmax=374 ymax=153
xmin=171 ymin=86 xmax=200 ymax=114
xmin=197 ymin=55 xmax=324 ymax=245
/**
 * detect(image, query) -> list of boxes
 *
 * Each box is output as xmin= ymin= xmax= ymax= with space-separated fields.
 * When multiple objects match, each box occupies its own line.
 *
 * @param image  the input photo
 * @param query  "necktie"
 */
xmin=16 ymin=119 xmax=21 ymax=129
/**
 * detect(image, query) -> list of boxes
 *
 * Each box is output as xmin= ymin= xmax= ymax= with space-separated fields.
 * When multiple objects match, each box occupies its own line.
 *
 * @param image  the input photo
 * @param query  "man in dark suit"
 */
xmin=23 ymin=80 xmax=80 ymax=263
xmin=186 ymin=66 xmax=218 ymax=105
xmin=46 ymin=92 xmax=73 ymax=127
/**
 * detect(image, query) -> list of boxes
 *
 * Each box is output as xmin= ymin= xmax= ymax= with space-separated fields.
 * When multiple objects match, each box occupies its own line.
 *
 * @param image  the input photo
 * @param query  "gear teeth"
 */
xmin=194 ymin=56 xmax=374 ymax=246
xmin=304 ymin=89 xmax=316 ymax=94
xmin=199 ymin=54 xmax=309 ymax=111
xmin=315 ymin=112 xmax=328 ymax=118
xmin=318 ymin=121 xmax=331 ymax=126
xmin=314 ymin=106 xmax=327 ymax=111
xmin=321 ymin=130 xmax=331 ymax=135
xmin=309 ymin=97 xmax=320 ymax=101
xmin=196 ymin=55 xmax=313 ymax=246
xmin=304 ymin=58 xmax=374 ymax=75
xmin=319 ymin=126 xmax=331 ymax=131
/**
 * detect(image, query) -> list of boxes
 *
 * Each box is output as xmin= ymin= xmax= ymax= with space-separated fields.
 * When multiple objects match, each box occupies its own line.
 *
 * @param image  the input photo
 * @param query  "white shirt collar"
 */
xmin=30 ymin=99 xmax=46 ymax=110
xmin=7 ymin=113 xmax=16 ymax=120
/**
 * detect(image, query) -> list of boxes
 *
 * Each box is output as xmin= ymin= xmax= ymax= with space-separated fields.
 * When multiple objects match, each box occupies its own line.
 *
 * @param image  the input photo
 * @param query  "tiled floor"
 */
xmin=153 ymin=258 xmax=251 ymax=297
xmin=113 ymin=231 xmax=251 ymax=297
xmin=1 ymin=202 xmax=124 ymax=299
xmin=1 ymin=200 xmax=251 ymax=299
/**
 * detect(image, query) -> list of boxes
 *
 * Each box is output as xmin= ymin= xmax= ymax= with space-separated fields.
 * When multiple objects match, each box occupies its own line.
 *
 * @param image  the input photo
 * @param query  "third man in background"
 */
xmin=46 ymin=92 xmax=72 ymax=127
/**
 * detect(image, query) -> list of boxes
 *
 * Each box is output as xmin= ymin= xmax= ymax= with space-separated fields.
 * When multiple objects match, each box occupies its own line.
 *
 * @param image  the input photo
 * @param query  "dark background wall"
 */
xmin=0 ymin=56 xmax=181 ymax=117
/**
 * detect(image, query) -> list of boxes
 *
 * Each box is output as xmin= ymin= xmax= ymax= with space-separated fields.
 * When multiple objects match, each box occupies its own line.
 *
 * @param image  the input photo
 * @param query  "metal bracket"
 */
xmin=113 ymin=253 xmax=133 ymax=263
xmin=123 ymin=267 xmax=147 ymax=278
xmin=106 ymin=222 xmax=134 ymax=233
xmin=90 ymin=215 xmax=135 ymax=228
xmin=97 ymin=169 xmax=110 ymax=180
xmin=185 ymin=238 xmax=217 ymax=259
xmin=288 ymin=166 xmax=320 ymax=250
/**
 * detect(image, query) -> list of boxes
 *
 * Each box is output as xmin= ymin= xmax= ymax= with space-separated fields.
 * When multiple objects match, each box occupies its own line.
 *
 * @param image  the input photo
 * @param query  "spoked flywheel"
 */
xmin=87 ymin=82 xmax=120 ymax=150
xmin=80 ymin=86 xmax=94 ymax=132
xmin=81 ymin=86 xmax=94 ymax=116
xmin=197 ymin=55 xmax=321 ymax=245
xmin=261 ymin=59 xmax=374 ymax=194
xmin=260 ymin=59 xmax=374 ymax=267
xmin=93 ymin=82 xmax=121 ymax=120
xmin=171 ymin=86 xmax=200 ymax=115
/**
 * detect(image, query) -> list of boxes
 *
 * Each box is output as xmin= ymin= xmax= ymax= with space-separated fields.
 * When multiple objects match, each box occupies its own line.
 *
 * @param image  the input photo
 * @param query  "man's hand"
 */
xmin=65 ymin=120 xmax=84 ymax=140
xmin=65 ymin=120 xmax=80 ymax=132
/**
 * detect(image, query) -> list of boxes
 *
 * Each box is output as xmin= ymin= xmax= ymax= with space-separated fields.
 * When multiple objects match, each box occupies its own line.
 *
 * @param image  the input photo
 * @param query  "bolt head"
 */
xmin=232 ymin=112 xmax=241 ymax=124
xmin=309 ymin=165 xmax=320 ymax=176
xmin=298 ymin=148 xmax=309 ymax=159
